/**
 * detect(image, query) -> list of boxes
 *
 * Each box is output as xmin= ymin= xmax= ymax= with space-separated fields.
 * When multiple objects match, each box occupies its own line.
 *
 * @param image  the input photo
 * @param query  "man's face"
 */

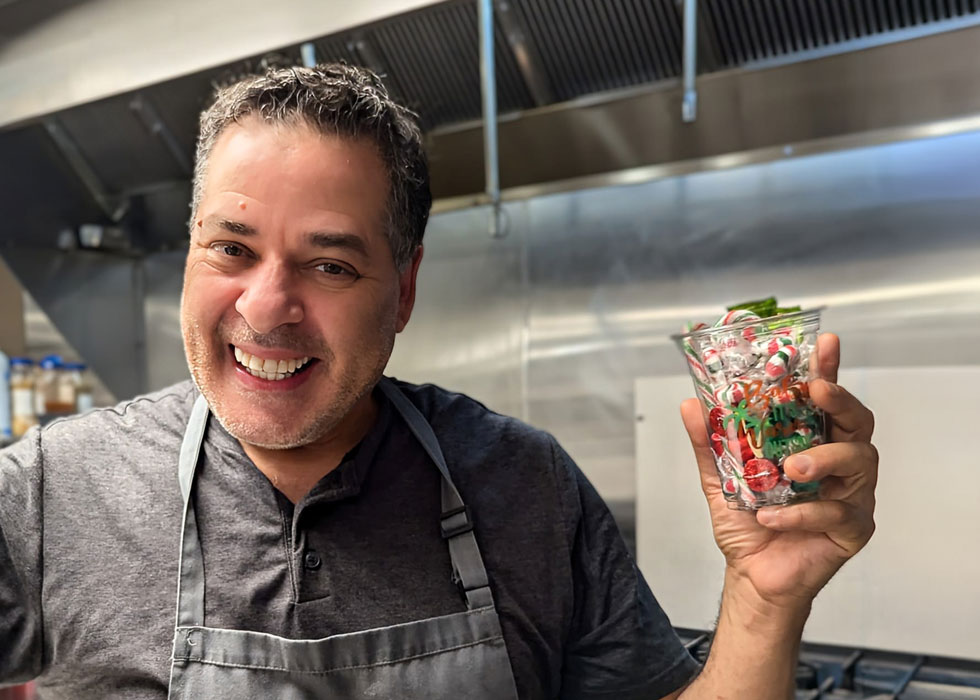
xmin=180 ymin=118 xmax=422 ymax=449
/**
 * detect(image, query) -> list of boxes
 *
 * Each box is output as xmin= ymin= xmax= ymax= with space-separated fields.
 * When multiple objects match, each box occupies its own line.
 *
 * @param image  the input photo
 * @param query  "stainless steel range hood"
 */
xmin=1 ymin=0 xmax=979 ymax=401
xmin=0 ymin=0 xmax=445 ymax=130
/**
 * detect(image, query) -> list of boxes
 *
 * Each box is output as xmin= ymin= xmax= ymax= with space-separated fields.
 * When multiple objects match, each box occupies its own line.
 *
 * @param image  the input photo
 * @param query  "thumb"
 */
xmin=680 ymin=398 xmax=724 ymax=498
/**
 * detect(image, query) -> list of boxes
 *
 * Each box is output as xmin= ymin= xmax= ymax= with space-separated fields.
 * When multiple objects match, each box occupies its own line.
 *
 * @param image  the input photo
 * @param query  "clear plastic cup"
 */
xmin=672 ymin=308 xmax=827 ymax=510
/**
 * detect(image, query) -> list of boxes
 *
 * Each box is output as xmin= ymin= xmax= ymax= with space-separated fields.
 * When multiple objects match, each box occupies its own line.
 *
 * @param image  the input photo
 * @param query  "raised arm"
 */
xmin=672 ymin=333 xmax=877 ymax=699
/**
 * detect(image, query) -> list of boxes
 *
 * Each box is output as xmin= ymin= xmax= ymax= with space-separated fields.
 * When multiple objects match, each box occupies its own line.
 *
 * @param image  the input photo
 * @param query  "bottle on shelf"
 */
xmin=65 ymin=362 xmax=94 ymax=413
xmin=56 ymin=362 xmax=76 ymax=415
xmin=38 ymin=355 xmax=73 ymax=416
xmin=10 ymin=357 xmax=39 ymax=438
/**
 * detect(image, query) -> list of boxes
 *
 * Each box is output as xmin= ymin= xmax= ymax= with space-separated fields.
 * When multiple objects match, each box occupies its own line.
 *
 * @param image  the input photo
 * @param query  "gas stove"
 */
xmin=675 ymin=628 xmax=980 ymax=699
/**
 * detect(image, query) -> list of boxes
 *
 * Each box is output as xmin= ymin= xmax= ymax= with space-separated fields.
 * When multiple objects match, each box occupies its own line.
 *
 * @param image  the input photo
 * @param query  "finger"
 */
xmin=812 ymin=333 xmax=840 ymax=384
xmin=680 ymin=398 xmax=725 ymax=497
xmin=782 ymin=441 xmax=879 ymax=488
xmin=809 ymin=379 xmax=875 ymax=443
xmin=756 ymin=499 xmax=875 ymax=556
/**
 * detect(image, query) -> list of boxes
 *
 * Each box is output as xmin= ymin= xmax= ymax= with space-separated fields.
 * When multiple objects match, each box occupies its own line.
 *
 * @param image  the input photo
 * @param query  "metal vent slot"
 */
xmin=513 ymin=0 xmax=684 ymax=102
xmin=55 ymin=95 xmax=191 ymax=194
xmin=703 ymin=0 xmax=980 ymax=66
xmin=355 ymin=1 xmax=532 ymax=129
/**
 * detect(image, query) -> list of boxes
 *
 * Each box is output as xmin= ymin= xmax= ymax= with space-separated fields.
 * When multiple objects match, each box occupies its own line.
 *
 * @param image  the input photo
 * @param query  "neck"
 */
xmin=240 ymin=391 xmax=379 ymax=504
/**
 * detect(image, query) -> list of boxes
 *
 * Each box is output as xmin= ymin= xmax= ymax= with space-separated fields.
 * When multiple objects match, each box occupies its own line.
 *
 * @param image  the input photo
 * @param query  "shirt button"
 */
xmin=304 ymin=551 xmax=322 ymax=571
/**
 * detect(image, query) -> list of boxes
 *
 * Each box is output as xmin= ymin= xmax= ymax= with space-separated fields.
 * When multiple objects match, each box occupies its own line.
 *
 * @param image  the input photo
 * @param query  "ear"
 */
xmin=395 ymin=245 xmax=424 ymax=333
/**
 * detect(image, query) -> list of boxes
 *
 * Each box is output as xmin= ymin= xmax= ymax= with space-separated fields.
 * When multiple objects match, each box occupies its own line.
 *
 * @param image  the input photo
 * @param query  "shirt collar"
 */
xmin=202 ymin=385 xmax=392 ymax=507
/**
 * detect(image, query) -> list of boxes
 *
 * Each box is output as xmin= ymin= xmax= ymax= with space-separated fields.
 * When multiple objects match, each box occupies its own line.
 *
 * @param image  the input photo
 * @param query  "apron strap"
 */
xmin=378 ymin=379 xmax=494 ymax=610
xmin=173 ymin=394 xmax=210 ymax=628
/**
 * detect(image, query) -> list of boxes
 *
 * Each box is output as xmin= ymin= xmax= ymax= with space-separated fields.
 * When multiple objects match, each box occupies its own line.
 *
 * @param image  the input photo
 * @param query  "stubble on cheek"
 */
xmin=181 ymin=311 xmax=219 ymax=407
xmin=179 ymin=280 xmax=403 ymax=450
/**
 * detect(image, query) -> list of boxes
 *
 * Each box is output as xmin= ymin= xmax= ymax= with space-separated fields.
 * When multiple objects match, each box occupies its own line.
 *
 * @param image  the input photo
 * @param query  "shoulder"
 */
xmin=390 ymin=378 xmax=558 ymax=466
xmin=388 ymin=378 xmax=584 ymax=525
xmin=37 ymin=380 xmax=197 ymax=460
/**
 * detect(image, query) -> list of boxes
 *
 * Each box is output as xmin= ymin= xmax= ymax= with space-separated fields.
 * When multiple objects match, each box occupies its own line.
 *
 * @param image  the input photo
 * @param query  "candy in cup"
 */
xmin=673 ymin=306 xmax=827 ymax=510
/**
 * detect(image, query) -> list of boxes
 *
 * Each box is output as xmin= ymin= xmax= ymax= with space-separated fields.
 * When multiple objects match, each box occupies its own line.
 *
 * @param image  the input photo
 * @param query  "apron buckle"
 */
xmin=440 ymin=505 xmax=474 ymax=539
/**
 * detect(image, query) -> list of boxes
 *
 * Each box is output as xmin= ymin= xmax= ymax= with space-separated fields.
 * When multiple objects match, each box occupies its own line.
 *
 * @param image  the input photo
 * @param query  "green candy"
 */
xmin=727 ymin=296 xmax=778 ymax=318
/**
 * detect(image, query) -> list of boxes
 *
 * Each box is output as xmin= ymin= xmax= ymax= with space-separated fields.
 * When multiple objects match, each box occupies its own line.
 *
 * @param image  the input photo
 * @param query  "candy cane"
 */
xmin=715 ymin=309 xmax=763 ymax=343
xmin=715 ymin=309 xmax=761 ymax=327
xmin=715 ymin=382 xmax=746 ymax=407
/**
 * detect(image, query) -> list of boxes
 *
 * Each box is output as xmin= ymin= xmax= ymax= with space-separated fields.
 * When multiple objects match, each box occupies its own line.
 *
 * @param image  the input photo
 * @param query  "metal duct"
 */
xmin=701 ymin=0 xmax=980 ymax=64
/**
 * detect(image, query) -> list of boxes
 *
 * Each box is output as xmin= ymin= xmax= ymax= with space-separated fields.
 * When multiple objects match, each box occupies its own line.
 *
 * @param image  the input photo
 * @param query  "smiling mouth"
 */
xmin=231 ymin=345 xmax=317 ymax=381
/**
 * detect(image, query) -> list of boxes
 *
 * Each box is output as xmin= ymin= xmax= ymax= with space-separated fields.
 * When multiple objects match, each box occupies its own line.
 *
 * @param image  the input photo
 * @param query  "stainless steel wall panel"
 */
xmin=143 ymin=251 xmax=190 ymax=392
xmin=387 ymin=204 xmax=527 ymax=421
xmin=0 ymin=249 xmax=146 ymax=400
xmin=518 ymin=128 xmax=980 ymax=508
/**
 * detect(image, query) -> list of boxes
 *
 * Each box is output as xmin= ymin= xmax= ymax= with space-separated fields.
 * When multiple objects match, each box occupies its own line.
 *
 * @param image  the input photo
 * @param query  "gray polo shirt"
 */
xmin=0 ymin=379 xmax=699 ymax=699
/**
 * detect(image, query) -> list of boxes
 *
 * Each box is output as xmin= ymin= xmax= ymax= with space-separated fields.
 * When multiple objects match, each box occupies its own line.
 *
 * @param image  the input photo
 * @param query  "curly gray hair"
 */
xmin=191 ymin=63 xmax=431 ymax=270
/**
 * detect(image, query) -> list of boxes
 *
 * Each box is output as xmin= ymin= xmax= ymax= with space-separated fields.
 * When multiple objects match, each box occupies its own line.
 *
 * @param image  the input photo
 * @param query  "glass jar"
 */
xmin=38 ymin=355 xmax=73 ymax=416
xmin=65 ymin=362 xmax=94 ymax=413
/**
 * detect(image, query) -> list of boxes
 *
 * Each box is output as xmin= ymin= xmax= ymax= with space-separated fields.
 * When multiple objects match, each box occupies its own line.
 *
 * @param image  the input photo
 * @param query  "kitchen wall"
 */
xmin=141 ymin=126 xmax=980 ymax=533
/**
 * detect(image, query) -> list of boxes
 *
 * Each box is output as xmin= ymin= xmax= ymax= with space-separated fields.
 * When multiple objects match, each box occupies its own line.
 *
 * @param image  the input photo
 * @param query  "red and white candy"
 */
xmin=764 ymin=343 xmax=799 ymax=381
xmin=715 ymin=309 xmax=763 ymax=342
xmin=762 ymin=335 xmax=794 ymax=357
xmin=715 ymin=309 xmax=760 ymax=327
xmin=715 ymin=382 xmax=746 ymax=406
xmin=702 ymin=346 xmax=724 ymax=374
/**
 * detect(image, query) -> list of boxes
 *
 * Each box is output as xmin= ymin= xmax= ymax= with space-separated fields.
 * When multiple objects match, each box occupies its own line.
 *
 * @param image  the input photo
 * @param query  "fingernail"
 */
xmin=790 ymin=455 xmax=813 ymax=477
xmin=759 ymin=508 xmax=782 ymax=525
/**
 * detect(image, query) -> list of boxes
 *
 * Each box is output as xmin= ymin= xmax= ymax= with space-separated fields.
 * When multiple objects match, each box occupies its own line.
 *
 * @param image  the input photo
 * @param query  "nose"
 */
xmin=234 ymin=260 xmax=304 ymax=334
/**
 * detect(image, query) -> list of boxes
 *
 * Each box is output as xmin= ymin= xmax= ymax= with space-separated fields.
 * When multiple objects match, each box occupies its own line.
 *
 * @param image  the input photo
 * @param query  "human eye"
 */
xmin=211 ymin=242 xmax=246 ymax=257
xmin=204 ymin=240 xmax=254 ymax=271
xmin=314 ymin=260 xmax=355 ymax=277
xmin=312 ymin=260 xmax=359 ymax=284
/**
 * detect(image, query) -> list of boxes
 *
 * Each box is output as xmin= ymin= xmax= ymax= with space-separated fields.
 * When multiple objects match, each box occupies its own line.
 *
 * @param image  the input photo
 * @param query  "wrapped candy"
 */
xmin=764 ymin=343 xmax=799 ymax=381
xmin=674 ymin=301 xmax=827 ymax=510
xmin=714 ymin=382 xmax=746 ymax=407
xmin=702 ymin=346 xmax=724 ymax=374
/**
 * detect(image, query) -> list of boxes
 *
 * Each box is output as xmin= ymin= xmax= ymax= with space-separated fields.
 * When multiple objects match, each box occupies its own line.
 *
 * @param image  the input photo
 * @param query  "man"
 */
xmin=0 ymin=64 xmax=877 ymax=698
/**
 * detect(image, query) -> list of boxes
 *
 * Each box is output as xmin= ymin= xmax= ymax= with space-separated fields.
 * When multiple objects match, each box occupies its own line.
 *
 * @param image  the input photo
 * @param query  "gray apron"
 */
xmin=167 ymin=379 xmax=520 ymax=699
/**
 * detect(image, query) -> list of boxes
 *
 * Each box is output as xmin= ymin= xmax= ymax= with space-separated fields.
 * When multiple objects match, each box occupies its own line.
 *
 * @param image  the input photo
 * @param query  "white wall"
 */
xmin=636 ymin=367 xmax=980 ymax=659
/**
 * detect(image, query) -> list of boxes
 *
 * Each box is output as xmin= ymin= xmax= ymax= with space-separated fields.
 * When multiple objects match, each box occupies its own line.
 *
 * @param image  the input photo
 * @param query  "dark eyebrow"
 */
xmin=307 ymin=231 xmax=369 ymax=258
xmin=204 ymin=216 xmax=369 ymax=257
xmin=204 ymin=216 xmax=258 ymax=236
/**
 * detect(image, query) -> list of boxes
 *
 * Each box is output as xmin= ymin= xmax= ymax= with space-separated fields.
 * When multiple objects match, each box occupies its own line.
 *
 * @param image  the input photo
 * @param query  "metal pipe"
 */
xmin=682 ymin=0 xmax=698 ymax=122
xmin=478 ymin=0 xmax=503 ymax=236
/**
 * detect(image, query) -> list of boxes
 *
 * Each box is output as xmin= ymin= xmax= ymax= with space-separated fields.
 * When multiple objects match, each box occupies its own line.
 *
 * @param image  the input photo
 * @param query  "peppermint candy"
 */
xmin=715 ymin=309 xmax=763 ymax=342
xmin=764 ymin=343 xmax=799 ymax=381
xmin=715 ymin=382 xmax=746 ymax=407
xmin=702 ymin=346 xmax=724 ymax=374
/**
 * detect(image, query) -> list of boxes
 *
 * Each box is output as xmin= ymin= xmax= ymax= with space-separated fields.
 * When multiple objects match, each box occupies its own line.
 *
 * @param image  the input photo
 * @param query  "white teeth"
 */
xmin=233 ymin=346 xmax=312 ymax=381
